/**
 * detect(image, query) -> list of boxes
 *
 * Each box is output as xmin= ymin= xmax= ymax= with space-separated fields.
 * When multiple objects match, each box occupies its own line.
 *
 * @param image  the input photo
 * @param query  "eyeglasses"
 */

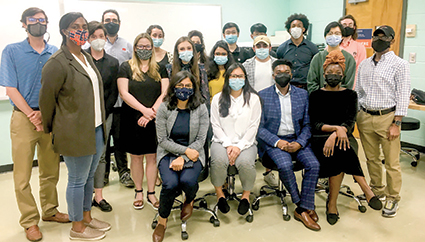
xmin=175 ymin=84 xmax=193 ymax=89
xmin=104 ymin=18 xmax=119 ymax=24
xmin=27 ymin=17 xmax=46 ymax=24
xmin=372 ymin=36 xmax=392 ymax=41
xmin=136 ymin=45 xmax=152 ymax=50
xmin=229 ymin=74 xmax=245 ymax=79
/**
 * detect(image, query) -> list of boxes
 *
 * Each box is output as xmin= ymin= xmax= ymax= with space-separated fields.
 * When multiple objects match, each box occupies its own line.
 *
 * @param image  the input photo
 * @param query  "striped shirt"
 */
xmin=0 ymin=39 xmax=58 ymax=107
xmin=355 ymin=51 xmax=411 ymax=116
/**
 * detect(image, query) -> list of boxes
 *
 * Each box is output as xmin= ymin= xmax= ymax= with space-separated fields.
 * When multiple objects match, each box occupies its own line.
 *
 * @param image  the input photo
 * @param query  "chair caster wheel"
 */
xmin=252 ymin=201 xmax=260 ymax=211
xmin=411 ymin=161 xmax=418 ymax=167
xmin=199 ymin=200 xmax=207 ymax=209
xmin=359 ymin=205 xmax=367 ymax=213
xmin=181 ymin=231 xmax=189 ymax=240
xmin=283 ymin=214 xmax=291 ymax=221
xmin=151 ymin=221 xmax=158 ymax=229
xmin=213 ymin=219 xmax=220 ymax=227
xmin=246 ymin=215 xmax=253 ymax=223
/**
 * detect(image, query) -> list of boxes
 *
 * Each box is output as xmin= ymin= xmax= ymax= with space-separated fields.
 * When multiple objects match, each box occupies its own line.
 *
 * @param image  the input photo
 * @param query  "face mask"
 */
xmin=90 ymin=39 xmax=106 ymax=52
xmin=343 ymin=27 xmax=355 ymax=37
xmin=174 ymin=87 xmax=194 ymax=101
xmin=325 ymin=74 xmax=343 ymax=87
xmin=104 ymin=22 xmax=120 ymax=35
xmin=255 ymin=48 xmax=269 ymax=60
xmin=290 ymin=27 xmax=303 ymax=39
xmin=152 ymin=38 xmax=164 ymax=48
xmin=136 ymin=49 xmax=152 ymax=60
xmin=68 ymin=29 xmax=88 ymax=46
xmin=214 ymin=55 xmax=228 ymax=65
xmin=229 ymin=78 xmax=245 ymax=91
xmin=27 ymin=23 xmax=47 ymax=37
xmin=225 ymin=34 xmax=238 ymax=44
xmin=372 ymin=39 xmax=391 ymax=53
xmin=326 ymin=35 xmax=342 ymax=47
xmin=194 ymin=43 xmax=204 ymax=53
xmin=275 ymin=73 xmax=291 ymax=88
xmin=179 ymin=50 xmax=193 ymax=63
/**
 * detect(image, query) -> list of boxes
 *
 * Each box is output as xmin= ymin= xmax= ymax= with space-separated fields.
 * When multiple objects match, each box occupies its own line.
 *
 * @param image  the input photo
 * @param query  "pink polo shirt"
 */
xmin=340 ymin=38 xmax=367 ymax=70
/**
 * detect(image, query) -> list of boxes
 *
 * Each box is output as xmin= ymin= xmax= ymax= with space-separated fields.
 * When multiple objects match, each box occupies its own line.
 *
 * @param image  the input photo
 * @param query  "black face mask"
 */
xmin=275 ymin=73 xmax=291 ymax=88
xmin=194 ymin=43 xmax=204 ymax=53
xmin=372 ymin=39 xmax=391 ymax=53
xmin=104 ymin=22 xmax=120 ymax=35
xmin=27 ymin=23 xmax=47 ymax=37
xmin=325 ymin=74 xmax=343 ymax=87
xmin=343 ymin=27 xmax=355 ymax=37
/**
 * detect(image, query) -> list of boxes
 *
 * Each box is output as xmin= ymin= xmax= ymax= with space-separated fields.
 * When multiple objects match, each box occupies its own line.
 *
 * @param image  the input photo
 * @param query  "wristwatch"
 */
xmin=393 ymin=120 xmax=402 ymax=126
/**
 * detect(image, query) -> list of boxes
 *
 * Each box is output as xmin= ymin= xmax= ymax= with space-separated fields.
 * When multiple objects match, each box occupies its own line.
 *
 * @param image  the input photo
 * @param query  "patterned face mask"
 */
xmin=68 ymin=29 xmax=89 ymax=46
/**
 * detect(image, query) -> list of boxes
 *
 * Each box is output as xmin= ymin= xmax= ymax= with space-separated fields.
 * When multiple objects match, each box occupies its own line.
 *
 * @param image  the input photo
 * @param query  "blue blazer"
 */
xmin=257 ymin=85 xmax=311 ymax=157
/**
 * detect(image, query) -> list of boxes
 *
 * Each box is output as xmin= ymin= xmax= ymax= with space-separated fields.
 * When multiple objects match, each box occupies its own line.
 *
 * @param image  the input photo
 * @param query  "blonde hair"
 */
xmin=128 ymin=33 xmax=161 ymax=82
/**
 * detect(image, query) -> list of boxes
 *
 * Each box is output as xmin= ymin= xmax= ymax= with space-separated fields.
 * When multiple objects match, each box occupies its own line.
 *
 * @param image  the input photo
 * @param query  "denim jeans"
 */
xmin=64 ymin=125 xmax=104 ymax=221
xmin=94 ymin=115 xmax=113 ymax=189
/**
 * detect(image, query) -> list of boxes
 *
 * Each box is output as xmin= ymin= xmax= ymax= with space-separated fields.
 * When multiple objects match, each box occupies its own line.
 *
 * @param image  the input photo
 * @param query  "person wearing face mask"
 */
xmin=0 ymin=7 xmax=68 ymax=241
xmin=257 ymin=59 xmax=321 ymax=231
xmin=210 ymin=63 xmax=261 ymax=217
xmin=101 ymin=9 xmax=135 ymax=189
xmin=117 ymin=33 xmax=169 ymax=211
xmin=276 ymin=14 xmax=319 ymax=90
xmin=85 ymin=21 xmax=119 ymax=213
xmin=188 ymin=30 xmax=208 ymax=65
xmin=356 ymin=25 xmax=411 ymax=218
xmin=339 ymin=15 xmax=366 ymax=72
xmin=222 ymin=22 xmax=250 ymax=63
xmin=153 ymin=71 xmax=208 ymax=242
xmin=147 ymin=25 xmax=172 ymax=67
xmin=207 ymin=40 xmax=235 ymax=101
xmin=307 ymin=21 xmax=356 ymax=94
xmin=39 ymin=12 xmax=110 ymax=240
xmin=245 ymin=23 xmax=278 ymax=59
xmin=309 ymin=50 xmax=382 ymax=226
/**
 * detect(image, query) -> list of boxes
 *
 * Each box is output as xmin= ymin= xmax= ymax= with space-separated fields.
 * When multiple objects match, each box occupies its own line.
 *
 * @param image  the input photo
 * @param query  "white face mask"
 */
xmin=290 ymin=27 xmax=303 ymax=39
xmin=91 ymin=39 xmax=106 ymax=52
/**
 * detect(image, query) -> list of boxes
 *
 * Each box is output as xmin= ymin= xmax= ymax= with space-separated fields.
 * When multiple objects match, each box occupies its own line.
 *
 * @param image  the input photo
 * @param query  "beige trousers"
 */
xmin=10 ymin=111 xmax=61 ymax=228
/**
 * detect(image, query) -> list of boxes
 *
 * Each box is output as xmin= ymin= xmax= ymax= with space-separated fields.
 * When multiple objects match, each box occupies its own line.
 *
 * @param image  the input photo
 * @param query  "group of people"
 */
xmin=0 ymin=6 xmax=411 ymax=242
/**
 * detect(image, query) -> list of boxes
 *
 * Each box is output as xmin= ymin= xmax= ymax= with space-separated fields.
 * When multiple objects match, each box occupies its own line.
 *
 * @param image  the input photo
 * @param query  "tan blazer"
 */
xmin=39 ymin=45 xmax=106 ymax=157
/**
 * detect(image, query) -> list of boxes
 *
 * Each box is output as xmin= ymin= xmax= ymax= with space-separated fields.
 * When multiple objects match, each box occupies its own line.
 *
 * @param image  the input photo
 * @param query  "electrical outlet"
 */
xmin=409 ymin=53 xmax=416 ymax=63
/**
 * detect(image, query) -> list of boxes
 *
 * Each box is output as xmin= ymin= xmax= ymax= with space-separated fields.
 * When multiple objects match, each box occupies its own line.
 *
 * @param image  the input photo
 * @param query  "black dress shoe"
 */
xmin=237 ymin=199 xmax=250 ymax=215
xmin=326 ymin=212 xmax=339 ymax=225
xmin=92 ymin=199 xmax=112 ymax=212
xmin=217 ymin=197 xmax=230 ymax=214
xmin=368 ymin=196 xmax=383 ymax=210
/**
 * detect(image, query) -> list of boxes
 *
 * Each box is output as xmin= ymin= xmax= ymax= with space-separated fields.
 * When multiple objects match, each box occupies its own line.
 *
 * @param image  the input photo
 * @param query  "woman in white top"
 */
xmin=210 ymin=63 xmax=262 ymax=216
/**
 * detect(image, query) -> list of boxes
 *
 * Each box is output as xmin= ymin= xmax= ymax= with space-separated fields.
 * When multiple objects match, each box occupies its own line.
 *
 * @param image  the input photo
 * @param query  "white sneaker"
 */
xmin=85 ymin=218 xmax=111 ymax=232
xmin=70 ymin=227 xmax=106 ymax=240
xmin=264 ymin=172 xmax=278 ymax=187
xmin=382 ymin=200 xmax=398 ymax=218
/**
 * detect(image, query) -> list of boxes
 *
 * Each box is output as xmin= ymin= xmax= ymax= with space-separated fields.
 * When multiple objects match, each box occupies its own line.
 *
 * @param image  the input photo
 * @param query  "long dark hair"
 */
xmin=188 ymin=30 xmax=208 ymax=65
xmin=207 ymin=40 xmax=235 ymax=80
xmin=172 ymin=37 xmax=200 ymax=84
xmin=59 ymin=12 xmax=87 ymax=46
xmin=219 ymin=63 xmax=258 ymax=117
xmin=164 ymin=70 xmax=203 ymax=111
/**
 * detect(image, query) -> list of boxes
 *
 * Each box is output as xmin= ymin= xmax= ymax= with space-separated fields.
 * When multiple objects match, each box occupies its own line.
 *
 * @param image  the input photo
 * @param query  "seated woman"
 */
xmin=210 ymin=63 xmax=262 ymax=216
xmin=153 ymin=71 xmax=209 ymax=242
xmin=309 ymin=50 xmax=382 ymax=226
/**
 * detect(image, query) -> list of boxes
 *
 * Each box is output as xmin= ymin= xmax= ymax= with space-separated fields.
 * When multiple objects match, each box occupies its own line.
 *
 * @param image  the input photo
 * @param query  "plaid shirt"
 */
xmin=355 ymin=51 xmax=411 ymax=116
xmin=243 ymin=56 xmax=277 ymax=91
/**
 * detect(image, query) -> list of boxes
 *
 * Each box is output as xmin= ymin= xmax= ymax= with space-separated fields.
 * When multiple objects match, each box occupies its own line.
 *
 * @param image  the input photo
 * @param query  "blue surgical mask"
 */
xmin=214 ymin=55 xmax=228 ymax=65
xmin=326 ymin=35 xmax=342 ymax=47
xmin=229 ymin=78 xmax=245 ymax=91
xmin=174 ymin=87 xmax=194 ymax=101
xmin=152 ymin=38 xmax=164 ymax=48
xmin=255 ymin=48 xmax=269 ymax=60
xmin=179 ymin=50 xmax=193 ymax=63
xmin=225 ymin=34 xmax=238 ymax=44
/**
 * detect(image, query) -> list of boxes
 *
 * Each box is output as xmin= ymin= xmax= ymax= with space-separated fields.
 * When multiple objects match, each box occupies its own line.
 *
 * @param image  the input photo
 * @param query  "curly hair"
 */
xmin=285 ymin=13 xmax=309 ymax=34
xmin=323 ymin=50 xmax=346 ymax=73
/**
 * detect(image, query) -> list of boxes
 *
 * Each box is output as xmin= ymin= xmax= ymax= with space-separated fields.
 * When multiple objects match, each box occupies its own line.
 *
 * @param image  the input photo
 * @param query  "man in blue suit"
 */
xmin=258 ymin=59 xmax=320 ymax=231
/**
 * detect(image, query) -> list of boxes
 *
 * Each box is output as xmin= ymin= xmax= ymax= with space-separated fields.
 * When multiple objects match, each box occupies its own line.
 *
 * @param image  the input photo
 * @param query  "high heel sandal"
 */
xmin=147 ymin=191 xmax=160 ymax=210
xmin=326 ymin=198 xmax=339 ymax=225
xmin=133 ymin=189 xmax=144 ymax=210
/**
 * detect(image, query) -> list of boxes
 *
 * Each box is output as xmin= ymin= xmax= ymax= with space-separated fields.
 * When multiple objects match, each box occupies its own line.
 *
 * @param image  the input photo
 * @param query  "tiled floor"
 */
xmin=1 ymin=144 xmax=425 ymax=242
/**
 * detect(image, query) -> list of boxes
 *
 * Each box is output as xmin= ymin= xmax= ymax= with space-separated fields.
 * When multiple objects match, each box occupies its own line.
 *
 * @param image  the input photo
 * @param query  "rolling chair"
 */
xmin=400 ymin=117 xmax=421 ymax=167
xmin=151 ymin=158 xmax=219 ymax=240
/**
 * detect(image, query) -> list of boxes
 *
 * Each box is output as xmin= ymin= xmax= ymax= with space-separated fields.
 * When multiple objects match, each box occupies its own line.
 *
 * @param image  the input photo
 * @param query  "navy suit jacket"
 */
xmin=257 ymin=85 xmax=312 ymax=157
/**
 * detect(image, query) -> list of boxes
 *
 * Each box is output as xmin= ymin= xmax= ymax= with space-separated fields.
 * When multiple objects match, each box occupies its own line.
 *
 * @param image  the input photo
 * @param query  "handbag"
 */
xmin=411 ymin=88 xmax=425 ymax=105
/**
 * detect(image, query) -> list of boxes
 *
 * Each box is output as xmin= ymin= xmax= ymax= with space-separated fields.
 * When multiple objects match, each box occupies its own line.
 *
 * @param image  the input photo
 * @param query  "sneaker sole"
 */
xmin=70 ymin=233 xmax=106 ymax=241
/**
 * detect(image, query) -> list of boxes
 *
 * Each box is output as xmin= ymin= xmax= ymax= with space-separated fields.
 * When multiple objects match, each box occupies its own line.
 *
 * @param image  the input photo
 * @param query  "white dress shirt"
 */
xmin=211 ymin=91 xmax=262 ymax=151
xmin=276 ymin=85 xmax=295 ymax=136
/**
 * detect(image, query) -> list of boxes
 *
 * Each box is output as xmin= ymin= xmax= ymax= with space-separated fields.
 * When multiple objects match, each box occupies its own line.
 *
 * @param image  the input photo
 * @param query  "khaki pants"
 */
xmin=10 ymin=111 xmax=61 ymax=228
xmin=357 ymin=110 xmax=402 ymax=202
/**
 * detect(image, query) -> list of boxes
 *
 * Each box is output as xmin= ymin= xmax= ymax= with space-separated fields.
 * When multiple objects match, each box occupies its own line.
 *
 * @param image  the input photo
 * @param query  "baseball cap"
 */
xmin=373 ymin=25 xmax=395 ymax=38
xmin=253 ymin=35 xmax=271 ymax=46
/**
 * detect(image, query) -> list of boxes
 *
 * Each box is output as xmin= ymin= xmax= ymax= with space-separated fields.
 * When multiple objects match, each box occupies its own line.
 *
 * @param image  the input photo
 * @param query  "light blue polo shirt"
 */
xmin=0 ymin=39 xmax=58 ymax=107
